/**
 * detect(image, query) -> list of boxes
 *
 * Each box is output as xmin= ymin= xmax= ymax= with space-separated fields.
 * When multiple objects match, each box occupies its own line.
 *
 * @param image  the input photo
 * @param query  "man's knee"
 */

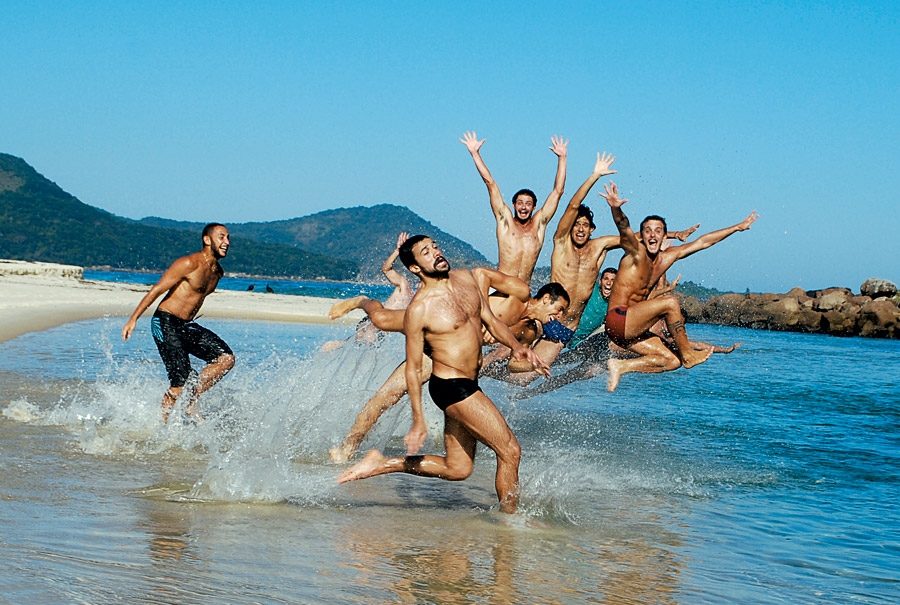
xmin=495 ymin=433 xmax=521 ymax=467
xmin=443 ymin=459 xmax=475 ymax=481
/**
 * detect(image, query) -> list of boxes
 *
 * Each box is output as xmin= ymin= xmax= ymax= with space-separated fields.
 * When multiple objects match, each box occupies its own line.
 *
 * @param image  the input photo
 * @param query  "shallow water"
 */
xmin=1 ymin=317 xmax=898 ymax=603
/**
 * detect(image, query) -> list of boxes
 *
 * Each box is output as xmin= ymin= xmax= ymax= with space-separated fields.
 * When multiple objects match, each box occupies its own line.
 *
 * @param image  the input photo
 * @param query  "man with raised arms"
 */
xmin=328 ymin=267 xmax=568 ymax=463
xmin=600 ymin=181 xmax=758 ymax=391
xmin=338 ymin=235 xmax=549 ymax=514
xmin=121 ymin=223 xmax=235 ymax=422
xmin=460 ymin=131 xmax=568 ymax=283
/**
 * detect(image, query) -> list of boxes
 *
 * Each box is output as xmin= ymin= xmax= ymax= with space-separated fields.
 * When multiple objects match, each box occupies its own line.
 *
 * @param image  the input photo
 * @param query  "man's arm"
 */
xmin=472 ymin=267 xmax=531 ymax=303
xmin=460 ymin=131 xmax=510 ymax=225
xmin=121 ymin=256 xmax=194 ymax=341
xmin=403 ymin=302 xmax=429 ymax=455
xmin=666 ymin=211 xmax=759 ymax=263
xmin=553 ymin=152 xmax=617 ymax=244
xmin=477 ymin=285 xmax=550 ymax=377
xmin=599 ymin=181 xmax=641 ymax=256
xmin=532 ymin=135 xmax=569 ymax=226
xmin=668 ymin=224 xmax=700 ymax=242
xmin=382 ymin=232 xmax=411 ymax=293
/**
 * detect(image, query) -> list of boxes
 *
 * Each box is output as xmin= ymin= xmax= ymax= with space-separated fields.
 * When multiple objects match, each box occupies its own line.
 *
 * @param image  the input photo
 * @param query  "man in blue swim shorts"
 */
xmin=122 ymin=223 xmax=235 ymax=422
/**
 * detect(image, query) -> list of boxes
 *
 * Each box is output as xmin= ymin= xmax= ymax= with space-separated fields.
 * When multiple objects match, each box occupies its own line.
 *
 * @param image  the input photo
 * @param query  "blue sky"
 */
xmin=3 ymin=1 xmax=898 ymax=293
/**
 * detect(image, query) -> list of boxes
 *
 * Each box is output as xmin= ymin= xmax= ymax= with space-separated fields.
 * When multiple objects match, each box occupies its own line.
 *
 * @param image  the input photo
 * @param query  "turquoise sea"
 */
xmin=1 ymin=275 xmax=898 ymax=603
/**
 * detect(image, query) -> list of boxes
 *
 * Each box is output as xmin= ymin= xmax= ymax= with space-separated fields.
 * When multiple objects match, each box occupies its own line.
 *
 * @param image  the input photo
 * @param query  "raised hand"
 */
xmin=593 ymin=151 xmax=617 ymax=177
xmin=737 ymin=211 xmax=759 ymax=231
xmin=549 ymin=135 xmax=569 ymax=158
xmin=675 ymin=223 xmax=700 ymax=242
xmin=599 ymin=181 xmax=627 ymax=208
xmin=459 ymin=131 xmax=485 ymax=154
xmin=396 ymin=231 xmax=409 ymax=249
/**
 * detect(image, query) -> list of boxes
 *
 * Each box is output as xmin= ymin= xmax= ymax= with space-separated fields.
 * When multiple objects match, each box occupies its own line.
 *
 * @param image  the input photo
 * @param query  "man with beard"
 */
xmin=338 ymin=235 xmax=549 ymax=514
xmin=460 ymin=130 xmax=568 ymax=283
xmin=121 ymin=223 xmax=235 ymax=422
xmin=600 ymin=181 xmax=758 ymax=391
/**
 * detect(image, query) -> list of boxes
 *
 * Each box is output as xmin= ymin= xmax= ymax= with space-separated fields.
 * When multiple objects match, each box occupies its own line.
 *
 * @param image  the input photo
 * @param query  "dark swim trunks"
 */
xmin=428 ymin=375 xmax=482 ymax=411
xmin=605 ymin=305 xmax=631 ymax=348
xmin=151 ymin=310 xmax=233 ymax=388
xmin=542 ymin=319 xmax=574 ymax=345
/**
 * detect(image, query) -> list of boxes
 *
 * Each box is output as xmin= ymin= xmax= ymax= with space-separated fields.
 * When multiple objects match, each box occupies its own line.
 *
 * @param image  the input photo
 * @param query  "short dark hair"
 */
xmin=639 ymin=215 xmax=668 ymax=234
xmin=600 ymin=267 xmax=618 ymax=279
xmin=512 ymin=188 xmax=537 ymax=205
xmin=202 ymin=223 xmax=226 ymax=239
xmin=576 ymin=205 xmax=596 ymax=230
xmin=399 ymin=234 xmax=429 ymax=269
xmin=535 ymin=282 xmax=570 ymax=305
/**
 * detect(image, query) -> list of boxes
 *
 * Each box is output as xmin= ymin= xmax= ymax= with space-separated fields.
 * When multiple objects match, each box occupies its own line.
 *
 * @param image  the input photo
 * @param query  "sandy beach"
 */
xmin=0 ymin=260 xmax=361 ymax=344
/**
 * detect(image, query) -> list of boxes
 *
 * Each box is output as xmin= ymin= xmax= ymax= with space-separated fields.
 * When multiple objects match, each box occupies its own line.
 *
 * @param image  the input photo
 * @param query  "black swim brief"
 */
xmin=151 ymin=310 xmax=233 ymax=388
xmin=428 ymin=374 xmax=481 ymax=411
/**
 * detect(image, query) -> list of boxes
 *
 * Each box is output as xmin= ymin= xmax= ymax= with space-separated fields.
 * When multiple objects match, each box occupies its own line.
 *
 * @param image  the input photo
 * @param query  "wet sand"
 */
xmin=0 ymin=260 xmax=362 ymax=344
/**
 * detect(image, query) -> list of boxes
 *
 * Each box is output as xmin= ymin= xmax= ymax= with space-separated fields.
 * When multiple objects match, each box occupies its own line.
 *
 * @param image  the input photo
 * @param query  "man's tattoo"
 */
xmin=670 ymin=320 xmax=686 ymax=335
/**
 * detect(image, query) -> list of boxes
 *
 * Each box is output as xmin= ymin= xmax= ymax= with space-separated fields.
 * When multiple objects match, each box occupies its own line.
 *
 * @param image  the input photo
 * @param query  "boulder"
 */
xmin=815 ymin=289 xmax=850 ymax=311
xmin=860 ymin=278 xmax=898 ymax=299
xmin=858 ymin=300 xmax=899 ymax=338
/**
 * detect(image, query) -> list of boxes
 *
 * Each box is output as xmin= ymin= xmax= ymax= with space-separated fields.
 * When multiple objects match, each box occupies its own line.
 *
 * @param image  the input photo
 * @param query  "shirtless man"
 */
xmin=460 ymin=131 xmax=568 ymax=283
xmin=121 ymin=223 xmax=235 ymax=422
xmin=328 ymin=268 xmax=568 ymax=463
xmin=510 ymin=155 xmax=698 ymax=380
xmin=338 ymin=235 xmax=549 ymax=514
xmin=601 ymin=181 xmax=758 ymax=391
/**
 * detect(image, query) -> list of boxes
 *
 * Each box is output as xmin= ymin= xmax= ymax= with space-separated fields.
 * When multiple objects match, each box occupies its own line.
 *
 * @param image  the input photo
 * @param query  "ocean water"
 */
xmin=1 ymin=310 xmax=898 ymax=602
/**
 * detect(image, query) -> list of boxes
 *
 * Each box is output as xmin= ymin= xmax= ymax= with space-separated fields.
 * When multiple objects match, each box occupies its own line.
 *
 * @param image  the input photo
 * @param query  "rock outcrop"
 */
xmin=681 ymin=278 xmax=900 ymax=339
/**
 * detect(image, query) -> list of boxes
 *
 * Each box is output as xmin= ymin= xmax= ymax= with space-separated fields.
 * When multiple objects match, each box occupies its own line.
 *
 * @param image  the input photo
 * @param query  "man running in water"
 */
xmin=122 ymin=223 xmax=235 ymax=422
xmin=328 ymin=268 xmax=568 ymax=463
xmin=338 ymin=235 xmax=549 ymax=514
xmin=460 ymin=131 xmax=568 ymax=283
xmin=601 ymin=181 xmax=758 ymax=391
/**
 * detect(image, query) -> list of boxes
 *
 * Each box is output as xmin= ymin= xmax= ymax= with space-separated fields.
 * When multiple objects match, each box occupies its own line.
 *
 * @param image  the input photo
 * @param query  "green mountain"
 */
xmin=139 ymin=204 xmax=490 ymax=280
xmin=0 ymin=153 xmax=488 ymax=281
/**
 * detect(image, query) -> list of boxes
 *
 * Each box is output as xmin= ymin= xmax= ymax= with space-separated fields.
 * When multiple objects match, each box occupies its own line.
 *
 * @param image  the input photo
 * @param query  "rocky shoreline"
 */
xmin=680 ymin=278 xmax=900 ymax=339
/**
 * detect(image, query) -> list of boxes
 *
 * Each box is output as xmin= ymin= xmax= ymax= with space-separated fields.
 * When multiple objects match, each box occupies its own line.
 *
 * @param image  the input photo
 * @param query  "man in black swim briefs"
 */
xmin=338 ymin=235 xmax=549 ymax=514
xmin=122 ymin=223 xmax=235 ymax=422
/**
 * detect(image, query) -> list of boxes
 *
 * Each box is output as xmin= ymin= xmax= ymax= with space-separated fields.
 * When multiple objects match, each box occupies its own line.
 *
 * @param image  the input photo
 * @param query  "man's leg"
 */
xmin=338 ymin=389 xmax=521 ymax=513
xmin=607 ymin=336 xmax=681 ymax=392
xmin=622 ymin=297 xmax=711 ymax=369
xmin=185 ymin=353 xmax=235 ymax=418
xmin=329 ymin=297 xmax=405 ymax=333
xmin=330 ymin=356 xmax=433 ymax=463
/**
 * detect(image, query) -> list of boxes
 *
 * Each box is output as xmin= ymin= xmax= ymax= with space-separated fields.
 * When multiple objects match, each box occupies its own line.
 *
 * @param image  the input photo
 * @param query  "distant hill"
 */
xmin=0 ymin=153 xmax=488 ymax=281
xmin=140 ymin=204 xmax=490 ymax=280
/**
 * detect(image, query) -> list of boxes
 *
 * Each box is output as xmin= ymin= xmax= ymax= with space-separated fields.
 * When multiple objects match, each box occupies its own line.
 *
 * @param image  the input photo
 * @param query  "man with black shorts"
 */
xmin=122 ymin=223 xmax=235 ymax=422
xmin=337 ymin=235 xmax=549 ymax=514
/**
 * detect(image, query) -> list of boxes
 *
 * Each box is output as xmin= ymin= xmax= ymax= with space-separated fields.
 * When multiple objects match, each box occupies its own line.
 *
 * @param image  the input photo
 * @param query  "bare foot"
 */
xmin=606 ymin=358 xmax=624 ymax=392
xmin=329 ymin=296 xmax=367 ymax=320
xmin=716 ymin=342 xmax=742 ymax=354
xmin=329 ymin=442 xmax=354 ymax=464
xmin=338 ymin=449 xmax=385 ymax=484
xmin=681 ymin=345 xmax=713 ymax=369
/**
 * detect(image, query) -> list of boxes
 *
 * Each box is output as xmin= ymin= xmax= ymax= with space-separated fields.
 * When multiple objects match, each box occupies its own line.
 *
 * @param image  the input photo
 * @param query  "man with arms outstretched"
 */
xmin=460 ymin=131 xmax=568 ymax=283
xmin=122 ymin=223 xmax=235 ymax=422
xmin=601 ymin=181 xmax=758 ymax=391
xmin=338 ymin=235 xmax=549 ymax=514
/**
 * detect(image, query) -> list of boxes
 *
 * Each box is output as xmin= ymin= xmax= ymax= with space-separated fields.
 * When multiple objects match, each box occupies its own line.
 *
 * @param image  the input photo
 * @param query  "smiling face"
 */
xmin=512 ymin=192 xmax=536 ymax=223
xmin=640 ymin=219 xmax=666 ymax=255
xmin=536 ymin=294 xmax=569 ymax=324
xmin=599 ymin=270 xmax=616 ymax=299
xmin=204 ymin=226 xmax=230 ymax=259
xmin=570 ymin=216 xmax=595 ymax=247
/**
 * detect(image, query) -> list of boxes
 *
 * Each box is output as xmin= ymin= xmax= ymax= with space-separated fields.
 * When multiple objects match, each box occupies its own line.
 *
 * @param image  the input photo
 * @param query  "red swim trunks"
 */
xmin=605 ymin=305 xmax=631 ymax=348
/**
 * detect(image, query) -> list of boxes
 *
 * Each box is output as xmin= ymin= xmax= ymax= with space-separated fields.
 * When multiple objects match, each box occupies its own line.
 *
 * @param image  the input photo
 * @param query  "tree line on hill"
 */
xmin=0 ymin=153 xmax=488 ymax=281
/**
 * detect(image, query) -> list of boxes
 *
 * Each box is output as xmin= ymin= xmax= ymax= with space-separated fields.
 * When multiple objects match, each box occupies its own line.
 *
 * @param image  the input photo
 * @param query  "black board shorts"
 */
xmin=151 ymin=310 xmax=232 ymax=388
